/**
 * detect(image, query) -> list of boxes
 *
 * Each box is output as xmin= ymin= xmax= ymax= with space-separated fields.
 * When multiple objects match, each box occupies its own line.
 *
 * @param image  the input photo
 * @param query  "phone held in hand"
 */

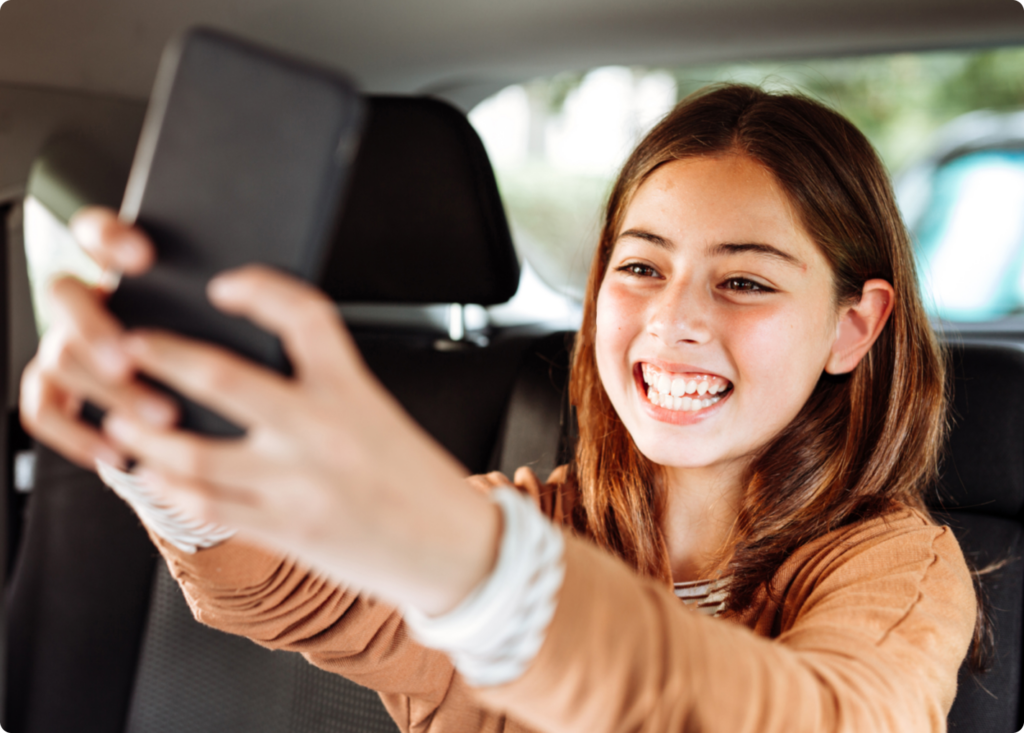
xmin=105 ymin=27 xmax=365 ymax=436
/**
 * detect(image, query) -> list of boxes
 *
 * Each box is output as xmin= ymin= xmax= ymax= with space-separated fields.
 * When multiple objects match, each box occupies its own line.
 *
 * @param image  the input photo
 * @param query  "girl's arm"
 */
xmin=477 ymin=509 xmax=975 ymax=733
xmin=150 ymin=532 xmax=457 ymax=702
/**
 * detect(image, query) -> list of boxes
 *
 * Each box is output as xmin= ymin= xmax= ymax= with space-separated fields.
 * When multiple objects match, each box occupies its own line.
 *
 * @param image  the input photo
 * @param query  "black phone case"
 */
xmin=106 ymin=28 xmax=364 ymax=435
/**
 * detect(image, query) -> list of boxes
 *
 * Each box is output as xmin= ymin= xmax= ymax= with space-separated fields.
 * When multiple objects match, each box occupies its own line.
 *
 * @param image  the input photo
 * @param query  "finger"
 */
xmin=37 ymin=342 xmax=177 ymax=426
xmin=140 ymin=466 xmax=295 ymax=556
xmin=122 ymin=329 xmax=295 ymax=429
xmin=207 ymin=266 xmax=361 ymax=382
xmin=512 ymin=466 xmax=543 ymax=505
xmin=103 ymin=412 xmax=284 ymax=489
xmin=20 ymin=360 xmax=127 ymax=469
xmin=69 ymin=207 xmax=155 ymax=277
xmin=466 ymin=474 xmax=497 ymax=496
xmin=40 ymin=277 xmax=178 ymax=423
xmin=485 ymin=470 xmax=514 ymax=487
xmin=136 ymin=466 xmax=257 ymax=530
xmin=466 ymin=472 xmax=514 ymax=497
xmin=48 ymin=275 xmax=131 ymax=381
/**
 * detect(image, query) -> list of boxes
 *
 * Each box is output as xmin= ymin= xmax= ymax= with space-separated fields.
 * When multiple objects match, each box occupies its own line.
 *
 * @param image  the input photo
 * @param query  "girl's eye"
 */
xmin=721 ymin=277 xmax=775 ymax=294
xmin=617 ymin=262 xmax=659 ymax=278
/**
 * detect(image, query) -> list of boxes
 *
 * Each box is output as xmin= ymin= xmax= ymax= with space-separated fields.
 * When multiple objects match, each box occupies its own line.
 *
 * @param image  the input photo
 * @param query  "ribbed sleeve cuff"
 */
xmin=97 ymin=460 xmax=236 ymax=554
xmin=403 ymin=486 xmax=566 ymax=687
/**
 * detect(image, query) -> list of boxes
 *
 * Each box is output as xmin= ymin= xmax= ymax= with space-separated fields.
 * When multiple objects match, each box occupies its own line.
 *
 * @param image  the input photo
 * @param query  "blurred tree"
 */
xmin=674 ymin=46 xmax=1024 ymax=171
xmin=524 ymin=72 xmax=586 ymax=160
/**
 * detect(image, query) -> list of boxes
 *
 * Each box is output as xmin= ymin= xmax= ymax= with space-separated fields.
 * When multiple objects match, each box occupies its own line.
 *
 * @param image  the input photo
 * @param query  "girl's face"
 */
xmin=595 ymin=154 xmax=840 ymax=475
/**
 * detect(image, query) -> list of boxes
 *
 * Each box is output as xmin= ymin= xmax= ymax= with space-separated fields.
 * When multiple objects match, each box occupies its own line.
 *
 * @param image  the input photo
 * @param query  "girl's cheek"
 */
xmin=595 ymin=284 xmax=643 ymax=386
xmin=598 ymin=280 xmax=650 ymax=327
xmin=596 ymin=284 xmax=630 ymax=340
xmin=725 ymin=307 xmax=830 ymax=400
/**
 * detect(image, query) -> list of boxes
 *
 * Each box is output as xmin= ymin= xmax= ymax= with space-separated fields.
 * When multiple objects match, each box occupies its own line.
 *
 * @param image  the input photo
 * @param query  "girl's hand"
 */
xmin=20 ymin=207 xmax=179 ymax=469
xmin=102 ymin=265 xmax=501 ymax=617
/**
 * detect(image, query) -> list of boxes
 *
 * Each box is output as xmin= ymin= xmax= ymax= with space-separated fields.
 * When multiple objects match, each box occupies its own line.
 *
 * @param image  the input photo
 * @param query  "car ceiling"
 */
xmin=1 ymin=0 xmax=1023 ymax=106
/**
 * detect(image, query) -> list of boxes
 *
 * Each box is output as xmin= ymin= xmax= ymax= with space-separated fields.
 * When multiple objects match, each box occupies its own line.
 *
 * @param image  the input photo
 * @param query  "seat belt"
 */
xmin=495 ymin=331 xmax=576 ymax=481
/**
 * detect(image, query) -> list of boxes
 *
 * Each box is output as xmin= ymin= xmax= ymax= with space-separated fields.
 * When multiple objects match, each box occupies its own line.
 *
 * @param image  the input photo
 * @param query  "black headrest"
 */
xmin=933 ymin=341 xmax=1024 ymax=518
xmin=318 ymin=96 xmax=520 ymax=306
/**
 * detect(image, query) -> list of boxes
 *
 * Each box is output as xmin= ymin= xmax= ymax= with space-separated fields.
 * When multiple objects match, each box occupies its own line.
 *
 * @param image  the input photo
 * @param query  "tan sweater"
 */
xmin=154 ymin=471 xmax=976 ymax=733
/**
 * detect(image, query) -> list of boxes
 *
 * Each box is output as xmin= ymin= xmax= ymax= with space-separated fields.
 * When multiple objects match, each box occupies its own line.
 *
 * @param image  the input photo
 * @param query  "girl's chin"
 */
xmin=624 ymin=424 xmax=715 ymax=465
xmin=638 ymin=449 xmax=727 ymax=472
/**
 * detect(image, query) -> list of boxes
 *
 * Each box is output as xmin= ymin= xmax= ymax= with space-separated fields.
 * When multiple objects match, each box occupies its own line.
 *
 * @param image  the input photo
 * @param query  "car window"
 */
xmin=470 ymin=46 xmax=1024 ymax=326
xmin=913 ymin=150 xmax=1024 ymax=322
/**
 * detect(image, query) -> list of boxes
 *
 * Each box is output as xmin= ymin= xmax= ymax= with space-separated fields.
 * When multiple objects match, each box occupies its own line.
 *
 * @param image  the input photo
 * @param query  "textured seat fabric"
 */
xmin=125 ymin=563 xmax=398 ymax=733
xmin=929 ymin=341 xmax=1024 ymax=732
xmin=935 ymin=342 xmax=1024 ymax=517
xmin=5 ymin=446 xmax=156 ymax=733
xmin=936 ymin=512 xmax=1022 ymax=731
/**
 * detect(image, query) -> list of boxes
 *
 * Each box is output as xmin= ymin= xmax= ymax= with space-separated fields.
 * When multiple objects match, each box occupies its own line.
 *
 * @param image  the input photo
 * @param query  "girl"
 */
xmin=21 ymin=83 xmax=975 ymax=732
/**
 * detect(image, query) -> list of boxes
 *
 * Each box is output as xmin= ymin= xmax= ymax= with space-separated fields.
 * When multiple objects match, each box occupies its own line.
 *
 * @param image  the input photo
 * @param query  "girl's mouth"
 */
xmin=638 ymin=363 xmax=733 ymax=413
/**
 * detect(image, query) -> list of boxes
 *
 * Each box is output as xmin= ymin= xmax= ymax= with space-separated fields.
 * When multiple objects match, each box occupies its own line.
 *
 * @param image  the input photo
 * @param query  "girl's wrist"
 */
xmin=411 ymin=490 xmax=503 ymax=617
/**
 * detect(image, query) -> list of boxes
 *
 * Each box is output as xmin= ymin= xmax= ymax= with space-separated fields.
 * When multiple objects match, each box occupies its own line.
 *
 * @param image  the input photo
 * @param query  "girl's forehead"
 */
xmin=614 ymin=155 xmax=822 ymax=267
xmin=627 ymin=156 xmax=795 ymax=225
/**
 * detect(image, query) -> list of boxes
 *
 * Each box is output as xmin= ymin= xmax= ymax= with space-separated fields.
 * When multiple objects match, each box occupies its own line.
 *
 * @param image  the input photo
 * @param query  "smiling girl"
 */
xmin=21 ymin=84 xmax=975 ymax=732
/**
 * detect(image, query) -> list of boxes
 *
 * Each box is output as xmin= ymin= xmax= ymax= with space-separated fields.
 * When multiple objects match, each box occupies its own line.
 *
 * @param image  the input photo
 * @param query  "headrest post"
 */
xmin=448 ymin=303 xmax=466 ymax=342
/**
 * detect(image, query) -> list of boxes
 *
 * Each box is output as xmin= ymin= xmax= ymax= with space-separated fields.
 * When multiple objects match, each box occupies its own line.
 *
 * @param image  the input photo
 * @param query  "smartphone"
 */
xmin=104 ymin=27 xmax=364 ymax=435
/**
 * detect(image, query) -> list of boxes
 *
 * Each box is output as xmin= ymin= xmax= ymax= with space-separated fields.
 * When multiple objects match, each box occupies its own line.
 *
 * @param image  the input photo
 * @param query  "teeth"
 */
xmin=641 ymin=364 xmax=730 ymax=412
xmin=645 ymin=390 xmax=724 ymax=413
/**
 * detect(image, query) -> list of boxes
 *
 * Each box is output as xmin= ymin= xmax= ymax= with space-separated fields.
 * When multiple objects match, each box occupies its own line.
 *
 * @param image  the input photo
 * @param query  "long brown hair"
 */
xmin=569 ymin=84 xmax=947 ymax=614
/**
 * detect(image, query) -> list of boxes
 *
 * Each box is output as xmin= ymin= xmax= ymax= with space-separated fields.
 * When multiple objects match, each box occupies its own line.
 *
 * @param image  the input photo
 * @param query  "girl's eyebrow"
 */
xmin=708 ymin=242 xmax=804 ymax=267
xmin=617 ymin=230 xmax=804 ymax=268
xmin=617 ymin=229 xmax=670 ymax=247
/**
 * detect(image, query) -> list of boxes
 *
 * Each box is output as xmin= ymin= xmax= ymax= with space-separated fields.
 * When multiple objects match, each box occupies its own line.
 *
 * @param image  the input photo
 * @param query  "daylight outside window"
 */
xmin=469 ymin=47 xmax=1024 ymax=326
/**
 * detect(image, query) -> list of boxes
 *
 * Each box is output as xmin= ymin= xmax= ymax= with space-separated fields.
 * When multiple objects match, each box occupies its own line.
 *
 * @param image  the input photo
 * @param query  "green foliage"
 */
xmin=673 ymin=46 xmax=1024 ymax=172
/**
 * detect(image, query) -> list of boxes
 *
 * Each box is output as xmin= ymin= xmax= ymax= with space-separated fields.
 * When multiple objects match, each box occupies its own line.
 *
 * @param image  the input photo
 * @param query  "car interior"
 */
xmin=0 ymin=0 xmax=1023 ymax=732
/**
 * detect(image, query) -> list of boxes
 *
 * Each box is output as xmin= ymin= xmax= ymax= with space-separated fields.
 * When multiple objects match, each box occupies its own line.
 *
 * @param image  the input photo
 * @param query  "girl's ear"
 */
xmin=825 ymin=278 xmax=895 ymax=375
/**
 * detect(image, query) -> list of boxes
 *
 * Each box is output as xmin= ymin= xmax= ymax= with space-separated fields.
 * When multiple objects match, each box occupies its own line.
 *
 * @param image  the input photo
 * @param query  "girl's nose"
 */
xmin=647 ymin=281 xmax=711 ymax=345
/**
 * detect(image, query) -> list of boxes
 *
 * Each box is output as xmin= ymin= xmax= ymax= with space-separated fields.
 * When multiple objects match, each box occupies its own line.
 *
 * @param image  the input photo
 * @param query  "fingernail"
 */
xmin=104 ymin=414 xmax=136 ymax=443
xmin=69 ymin=211 xmax=98 ymax=243
xmin=208 ymin=273 xmax=241 ymax=302
xmin=96 ymin=340 xmax=129 ymax=377
xmin=116 ymin=234 xmax=150 ymax=270
xmin=137 ymin=396 xmax=175 ymax=426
